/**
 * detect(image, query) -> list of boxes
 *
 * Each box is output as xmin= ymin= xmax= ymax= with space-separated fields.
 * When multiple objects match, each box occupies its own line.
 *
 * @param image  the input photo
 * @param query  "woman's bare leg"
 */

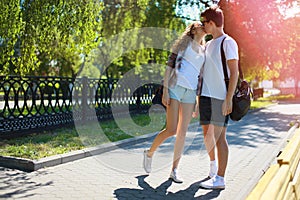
xmin=171 ymin=102 xmax=195 ymax=170
xmin=148 ymin=99 xmax=180 ymax=157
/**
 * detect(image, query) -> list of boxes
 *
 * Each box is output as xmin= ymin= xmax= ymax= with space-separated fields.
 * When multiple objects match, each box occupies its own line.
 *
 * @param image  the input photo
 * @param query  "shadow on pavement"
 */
xmin=114 ymin=175 xmax=222 ymax=200
xmin=121 ymin=104 xmax=300 ymax=156
xmin=226 ymin=105 xmax=300 ymax=148
xmin=0 ymin=168 xmax=53 ymax=199
xmin=121 ymin=102 xmax=300 ymax=155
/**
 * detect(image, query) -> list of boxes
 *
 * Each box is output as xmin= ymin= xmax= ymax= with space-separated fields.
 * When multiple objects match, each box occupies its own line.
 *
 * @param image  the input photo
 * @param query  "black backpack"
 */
xmin=221 ymin=37 xmax=252 ymax=121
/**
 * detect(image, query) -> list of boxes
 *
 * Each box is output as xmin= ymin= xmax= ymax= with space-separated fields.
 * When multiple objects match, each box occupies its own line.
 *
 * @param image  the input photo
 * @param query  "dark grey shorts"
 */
xmin=199 ymin=96 xmax=229 ymax=127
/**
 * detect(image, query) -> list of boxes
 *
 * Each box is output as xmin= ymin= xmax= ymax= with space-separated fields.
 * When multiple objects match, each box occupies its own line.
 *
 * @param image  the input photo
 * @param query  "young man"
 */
xmin=198 ymin=5 xmax=239 ymax=189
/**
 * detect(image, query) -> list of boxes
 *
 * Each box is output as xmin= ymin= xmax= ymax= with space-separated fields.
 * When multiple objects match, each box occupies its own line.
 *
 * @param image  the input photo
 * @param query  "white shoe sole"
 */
xmin=199 ymin=183 xmax=225 ymax=189
xmin=169 ymin=175 xmax=183 ymax=184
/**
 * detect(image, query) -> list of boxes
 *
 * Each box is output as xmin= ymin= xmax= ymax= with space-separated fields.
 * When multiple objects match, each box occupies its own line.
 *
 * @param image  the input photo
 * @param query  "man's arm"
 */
xmin=222 ymin=59 xmax=239 ymax=116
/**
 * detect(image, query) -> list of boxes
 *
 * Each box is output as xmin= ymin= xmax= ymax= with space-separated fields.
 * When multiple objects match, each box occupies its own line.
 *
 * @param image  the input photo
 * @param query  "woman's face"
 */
xmin=193 ymin=22 xmax=206 ymax=36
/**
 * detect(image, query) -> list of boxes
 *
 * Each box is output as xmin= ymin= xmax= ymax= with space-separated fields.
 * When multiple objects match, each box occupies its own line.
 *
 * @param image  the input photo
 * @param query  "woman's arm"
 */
xmin=162 ymin=66 xmax=172 ymax=106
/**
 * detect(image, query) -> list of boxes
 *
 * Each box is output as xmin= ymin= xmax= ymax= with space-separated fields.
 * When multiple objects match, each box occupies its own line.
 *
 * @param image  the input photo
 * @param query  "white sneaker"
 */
xmin=209 ymin=161 xmax=218 ymax=178
xmin=199 ymin=175 xmax=225 ymax=189
xmin=143 ymin=150 xmax=152 ymax=173
xmin=169 ymin=168 xmax=183 ymax=183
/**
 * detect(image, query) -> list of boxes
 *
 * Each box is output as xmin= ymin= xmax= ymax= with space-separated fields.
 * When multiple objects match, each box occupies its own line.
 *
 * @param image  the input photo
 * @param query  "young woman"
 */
xmin=143 ymin=22 xmax=206 ymax=183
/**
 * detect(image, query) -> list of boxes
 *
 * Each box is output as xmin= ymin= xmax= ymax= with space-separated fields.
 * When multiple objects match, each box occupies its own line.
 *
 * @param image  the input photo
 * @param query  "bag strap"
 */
xmin=197 ymin=46 xmax=206 ymax=96
xmin=220 ymin=37 xmax=229 ymax=91
xmin=220 ymin=36 xmax=243 ymax=91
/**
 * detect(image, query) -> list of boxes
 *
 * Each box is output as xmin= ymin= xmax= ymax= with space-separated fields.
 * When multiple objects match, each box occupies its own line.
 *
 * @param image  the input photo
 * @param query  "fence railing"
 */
xmin=0 ymin=75 xmax=160 ymax=138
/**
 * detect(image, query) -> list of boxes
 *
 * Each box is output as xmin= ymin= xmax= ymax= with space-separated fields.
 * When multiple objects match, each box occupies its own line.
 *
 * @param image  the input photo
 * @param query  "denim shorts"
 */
xmin=199 ymin=96 xmax=229 ymax=127
xmin=169 ymin=85 xmax=196 ymax=104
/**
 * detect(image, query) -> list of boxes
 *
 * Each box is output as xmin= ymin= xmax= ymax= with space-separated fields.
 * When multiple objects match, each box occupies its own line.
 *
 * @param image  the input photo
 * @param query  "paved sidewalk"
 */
xmin=1 ymin=102 xmax=300 ymax=200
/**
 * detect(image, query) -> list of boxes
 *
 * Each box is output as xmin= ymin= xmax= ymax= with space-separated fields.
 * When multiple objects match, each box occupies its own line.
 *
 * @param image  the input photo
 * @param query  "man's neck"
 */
xmin=212 ymin=28 xmax=224 ymax=39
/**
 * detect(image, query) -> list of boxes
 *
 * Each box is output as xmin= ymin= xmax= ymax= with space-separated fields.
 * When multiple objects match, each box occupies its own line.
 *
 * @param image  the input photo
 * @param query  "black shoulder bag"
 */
xmin=221 ymin=37 xmax=251 ymax=121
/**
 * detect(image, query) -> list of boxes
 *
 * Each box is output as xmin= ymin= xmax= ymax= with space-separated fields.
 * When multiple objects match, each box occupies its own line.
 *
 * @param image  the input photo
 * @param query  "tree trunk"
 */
xmin=74 ymin=55 xmax=86 ymax=78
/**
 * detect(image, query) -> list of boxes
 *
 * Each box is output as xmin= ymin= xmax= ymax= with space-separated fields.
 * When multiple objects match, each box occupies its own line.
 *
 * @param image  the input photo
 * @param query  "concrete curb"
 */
xmin=0 ymin=123 xmax=199 ymax=172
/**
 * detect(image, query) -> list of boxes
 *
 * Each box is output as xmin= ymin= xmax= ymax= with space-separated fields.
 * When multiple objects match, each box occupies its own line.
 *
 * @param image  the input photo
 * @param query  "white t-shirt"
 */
xmin=201 ymin=34 xmax=239 ymax=100
xmin=176 ymin=42 xmax=205 ymax=90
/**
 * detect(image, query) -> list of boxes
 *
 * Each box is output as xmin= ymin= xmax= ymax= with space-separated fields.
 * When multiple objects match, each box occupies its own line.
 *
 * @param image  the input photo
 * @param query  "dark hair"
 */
xmin=200 ymin=5 xmax=224 ymax=27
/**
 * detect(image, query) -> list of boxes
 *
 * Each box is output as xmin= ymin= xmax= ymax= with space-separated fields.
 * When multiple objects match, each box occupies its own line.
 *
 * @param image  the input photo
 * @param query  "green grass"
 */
xmin=250 ymin=99 xmax=274 ymax=109
xmin=0 ymin=112 xmax=166 ymax=160
xmin=0 ymin=94 xmax=295 ymax=160
xmin=0 ymin=130 xmax=84 ymax=160
xmin=250 ymin=94 xmax=295 ymax=109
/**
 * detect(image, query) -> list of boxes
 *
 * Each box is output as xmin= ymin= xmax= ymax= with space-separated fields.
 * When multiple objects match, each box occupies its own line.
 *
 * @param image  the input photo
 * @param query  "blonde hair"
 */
xmin=171 ymin=22 xmax=205 ymax=54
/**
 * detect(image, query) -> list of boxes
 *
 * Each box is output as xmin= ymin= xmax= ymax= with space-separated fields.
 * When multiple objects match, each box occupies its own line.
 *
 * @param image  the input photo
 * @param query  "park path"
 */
xmin=1 ymin=100 xmax=300 ymax=200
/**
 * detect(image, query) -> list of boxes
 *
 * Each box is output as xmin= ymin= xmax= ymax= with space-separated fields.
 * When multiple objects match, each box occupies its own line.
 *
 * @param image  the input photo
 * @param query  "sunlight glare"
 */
xmin=280 ymin=1 xmax=300 ymax=19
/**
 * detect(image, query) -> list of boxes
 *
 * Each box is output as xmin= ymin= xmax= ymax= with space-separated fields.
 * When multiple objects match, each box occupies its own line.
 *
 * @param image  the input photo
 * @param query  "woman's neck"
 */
xmin=194 ymin=35 xmax=203 ymax=44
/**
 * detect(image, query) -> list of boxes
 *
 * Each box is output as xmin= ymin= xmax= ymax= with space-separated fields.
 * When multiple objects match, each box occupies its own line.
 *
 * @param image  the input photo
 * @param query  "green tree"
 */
xmin=92 ymin=0 xmax=149 ymax=79
xmin=142 ymin=0 xmax=186 ymax=79
xmin=218 ymin=0 xmax=299 ymax=83
xmin=0 ymin=0 xmax=24 ymax=74
xmin=276 ymin=15 xmax=300 ymax=95
xmin=0 ymin=0 xmax=104 ymax=76
xmin=87 ymin=0 xmax=186 ymax=80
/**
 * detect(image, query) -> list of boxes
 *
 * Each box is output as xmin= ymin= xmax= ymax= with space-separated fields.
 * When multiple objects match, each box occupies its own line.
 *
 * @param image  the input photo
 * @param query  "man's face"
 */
xmin=201 ymin=17 xmax=211 ymax=33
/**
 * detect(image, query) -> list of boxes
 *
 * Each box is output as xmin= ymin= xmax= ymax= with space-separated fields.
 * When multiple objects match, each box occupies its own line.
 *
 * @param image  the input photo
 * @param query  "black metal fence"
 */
xmin=0 ymin=75 xmax=160 ymax=138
